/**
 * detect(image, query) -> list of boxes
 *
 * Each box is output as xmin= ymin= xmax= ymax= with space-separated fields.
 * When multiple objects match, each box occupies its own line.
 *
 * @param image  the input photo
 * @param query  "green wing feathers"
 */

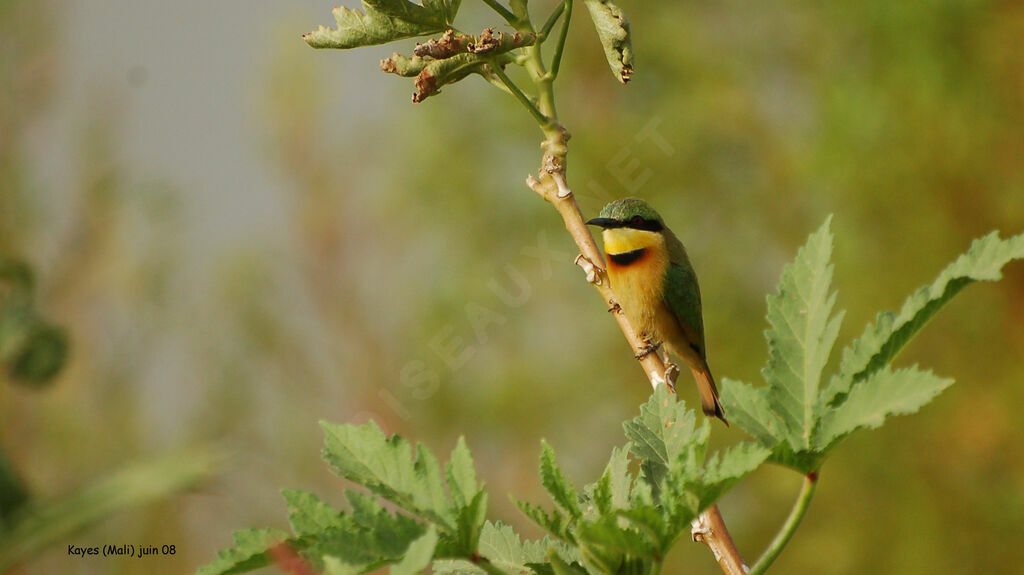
xmin=664 ymin=260 xmax=706 ymax=356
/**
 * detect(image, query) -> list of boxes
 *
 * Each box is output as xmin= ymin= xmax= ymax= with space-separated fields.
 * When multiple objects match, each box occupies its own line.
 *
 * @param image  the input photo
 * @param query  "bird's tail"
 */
xmin=691 ymin=362 xmax=728 ymax=425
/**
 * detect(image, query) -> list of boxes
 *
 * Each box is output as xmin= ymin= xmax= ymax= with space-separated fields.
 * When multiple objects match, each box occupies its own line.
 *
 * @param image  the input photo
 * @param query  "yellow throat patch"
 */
xmin=601 ymin=227 xmax=663 ymax=256
xmin=600 ymin=226 xmax=668 ymax=339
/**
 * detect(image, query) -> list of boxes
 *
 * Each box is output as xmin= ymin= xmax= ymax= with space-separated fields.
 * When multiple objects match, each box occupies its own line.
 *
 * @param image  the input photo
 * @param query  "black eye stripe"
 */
xmin=627 ymin=218 xmax=663 ymax=232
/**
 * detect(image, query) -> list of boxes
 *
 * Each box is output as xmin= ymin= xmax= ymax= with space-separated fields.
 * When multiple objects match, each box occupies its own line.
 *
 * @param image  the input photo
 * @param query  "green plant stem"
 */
xmin=486 ymin=1 xmax=561 ymax=143
xmin=539 ymin=2 xmax=566 ymax=39
xmin=520 ymin=36 xmax=563 ymax=151
xmin=481 ymin=0 xmax=518 ymax=25
xmin=550 ymin=0 xmax=573 ymax=79
xmin=748 ymin=472 xmax=819 ymax=575
xmin=489 ymin=64 xmax=549 ymax=126
xmin=526 ymin=52 xmax=556 ymax=125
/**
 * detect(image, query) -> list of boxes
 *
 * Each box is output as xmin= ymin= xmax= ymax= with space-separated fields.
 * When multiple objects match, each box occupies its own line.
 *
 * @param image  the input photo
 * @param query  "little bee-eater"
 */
xmin=587 ymin=198 xmax=727 ymax=423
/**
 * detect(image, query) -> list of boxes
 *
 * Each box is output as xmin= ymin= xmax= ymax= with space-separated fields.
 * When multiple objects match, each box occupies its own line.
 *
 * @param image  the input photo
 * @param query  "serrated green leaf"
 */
xmin=515 ymin=499 xmax=572 ymax=542
xmin=693 ymin=442 xmax=770 ymax=510
xmin=585 ymin=446 xmax=631 ymax=516
xmin=817 ymin=366 xmax=954 ymax=451
xmin=628 ymin=476 xmax=653 ymax=509
xmin=603 ymin=447 xmax=632 ymax=511
xmin=415 ymin=443 xmax=449 ymax=519
xmin=576 ymin=514 xmax=658 ymax=565
xmin=573 ymin=529 xmax=624 ymax=574
xmin=450 ymin=490 xmax=487 ymax=555
xmin=345 ymin=490 xmax=384 ymax=526
xmin=613 ymin=506 xmax=667 ymax=548
xmin=539 ymin=441 xmax=581 ymax=519
xmin=763 ymin=215 xmax=845 ymax=452
xmin=718 ymin=378 xmax=782 ymax=446
xmin=309 ymin=502 xmax=427 ymax=570
xmin=766 ymin=443 xmax=824 ymax=474
xmin=623 ymin=385 xmax=707 ymax=488
xmin=434 ymin=521 xmax=578 ymax=575
xmin=656 ymin=474 xmax=700 ymax=541
xmin=479 ymin=521 xmax=546 ymax=568
xmin=342 ymin=490 xmax=427 ymax=548
xmin=582 ymin=0 xmax=634 ymax=83
xmin=309 ymin=527 xmax=396 ymax=570
xmin=320 ymin=421 xmax=453 ymax=527
xmin=282 ymin=490 xmax=343 ymax=537
xmin=392 ymin=525 xmax=438 ymax=575
xmin=446 ymin=437 xmax=478 ymax=509
xmin=547 ymin=551 xmax=588 ymax=575
xmin=304 ymin=0 xmax=454 ymax=50
xmin=196 ymin=528 xmax=287 ymax=575
xmin=434 ymin=519 xmax=577 ymax=572
xmin=645 ymin=441 xmax=769 ymax=544
xmin=827 ymin=230 xmax=1024 ymax=404
xmin=586 ymin=472 xmax=612 ymax=517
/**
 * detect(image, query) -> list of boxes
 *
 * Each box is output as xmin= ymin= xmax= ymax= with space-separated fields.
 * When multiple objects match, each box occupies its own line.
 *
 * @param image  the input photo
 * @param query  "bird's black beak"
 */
xmin=586 ymin=217 xmax=621 ymax=229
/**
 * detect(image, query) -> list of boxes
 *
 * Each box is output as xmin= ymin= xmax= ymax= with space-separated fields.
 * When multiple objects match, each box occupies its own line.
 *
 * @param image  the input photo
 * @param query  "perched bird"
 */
xmin=587 ymin=198 xmax=726 ymax=423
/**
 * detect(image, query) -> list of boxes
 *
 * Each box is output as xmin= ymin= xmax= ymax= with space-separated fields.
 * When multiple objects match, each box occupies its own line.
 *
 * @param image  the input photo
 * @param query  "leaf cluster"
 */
xmin=198 ymin=421 xmax=492 ymax=575
xmin=198 ymin=390 xmax=766 ymax=575
xmin=722 ymin=219 xmax=1024 ymax=473
xmin=196 ymin=214 xmax=1023 ymax=575
xmin=516 ymin=387 xmax=768 ymax=575
xmin=303 ymin=0 xmax=634 ymax=108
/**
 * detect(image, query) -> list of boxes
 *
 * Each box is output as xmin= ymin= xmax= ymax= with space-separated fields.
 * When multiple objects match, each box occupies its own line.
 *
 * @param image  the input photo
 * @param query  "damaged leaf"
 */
xmin=303 ymin=0 xmax=460 ymax=50
xmin=381 ymin=28 xmax=534 ymax=102
xmin=583 ymin=0 xmax=634 ymax=83
xmin=412 ymin=53 xmax=490 ymax=103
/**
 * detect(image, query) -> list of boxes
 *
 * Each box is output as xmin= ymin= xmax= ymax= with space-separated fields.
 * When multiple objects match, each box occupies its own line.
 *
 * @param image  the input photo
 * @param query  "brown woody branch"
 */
xmin=526 ymin=148 xmax=747 ymax=575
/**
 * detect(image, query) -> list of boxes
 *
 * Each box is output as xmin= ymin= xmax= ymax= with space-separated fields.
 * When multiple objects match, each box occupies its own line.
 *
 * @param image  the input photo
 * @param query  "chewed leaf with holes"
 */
xmin=304 ymin=0 xmax=461 ymax=49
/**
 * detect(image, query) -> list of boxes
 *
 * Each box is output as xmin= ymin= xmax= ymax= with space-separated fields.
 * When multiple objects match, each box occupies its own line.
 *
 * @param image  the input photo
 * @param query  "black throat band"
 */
xmin=608 ymin=248 xmax=647 ymax=266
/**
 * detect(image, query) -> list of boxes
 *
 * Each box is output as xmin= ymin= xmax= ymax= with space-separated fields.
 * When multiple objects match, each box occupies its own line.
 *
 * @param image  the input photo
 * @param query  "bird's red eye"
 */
xmin=631 ymin=215 xmax=645 ymax=226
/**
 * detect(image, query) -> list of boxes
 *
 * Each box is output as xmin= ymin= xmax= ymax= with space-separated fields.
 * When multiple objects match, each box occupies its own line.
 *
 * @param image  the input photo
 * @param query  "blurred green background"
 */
xmin=2 ymin=0 xmax=1023 ymax=573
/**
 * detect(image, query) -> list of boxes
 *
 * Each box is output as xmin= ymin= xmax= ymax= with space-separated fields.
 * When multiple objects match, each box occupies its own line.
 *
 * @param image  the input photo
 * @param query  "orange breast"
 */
xmin=606 ymin=248 xmax=669 ymax=341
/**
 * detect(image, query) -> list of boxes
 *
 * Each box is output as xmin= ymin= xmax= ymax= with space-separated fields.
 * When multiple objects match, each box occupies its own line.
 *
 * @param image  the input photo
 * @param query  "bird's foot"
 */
xmin=663 ymin=363 xmax=679 ymax=393
xmin=574 ymin=254 xmax=604 ymax=286
xmin=634 ymin=342 xmax=661 ymax=360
